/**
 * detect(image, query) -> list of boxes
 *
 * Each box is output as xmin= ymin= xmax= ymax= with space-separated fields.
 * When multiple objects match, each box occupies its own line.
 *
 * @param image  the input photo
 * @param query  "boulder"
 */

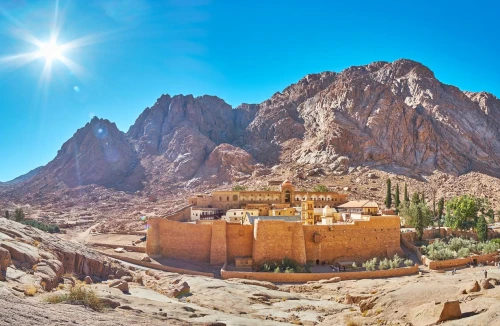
xmin=109 ymin=280 xmax=129 ymax=293
xmin=84 ymin=276 xmax=93 ymax=284
xmin=121 ymin=276 xmax=133 ymax=282
xmin=115 ymin=268 xmax=131 ymax=279
xmin=166 ymin=281 xmax=190 ymax=298
xmin=359 ymin=296 xmax=379 ymax=313
xmin=99 ymin=297 xmax=121 ymax=309
xmin=0 ymin=247 xmax=11 ymax=281
xmin=34 ymin=259 xmax=64 ymax=291
xmin=438 ymin=301 xmax=461 ymax=323
xmin=480 ymin=279 xmax=494 ymax=290
xmin=468 ymin=281 xmax=480 ymax=293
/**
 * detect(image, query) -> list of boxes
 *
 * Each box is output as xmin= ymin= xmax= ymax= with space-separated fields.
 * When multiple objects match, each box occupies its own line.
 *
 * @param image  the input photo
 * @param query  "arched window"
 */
xmin=285 ymin=190 xmax=291 ymax=203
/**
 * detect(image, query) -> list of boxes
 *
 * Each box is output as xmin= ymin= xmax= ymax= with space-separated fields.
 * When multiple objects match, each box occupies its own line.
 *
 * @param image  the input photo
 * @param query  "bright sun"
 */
xmin=38 ymin=42 xmax=63 ymax=61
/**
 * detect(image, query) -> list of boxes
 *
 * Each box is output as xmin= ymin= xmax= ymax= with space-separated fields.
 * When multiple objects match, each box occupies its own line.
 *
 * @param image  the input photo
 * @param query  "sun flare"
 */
xmin=38 ymin=41 xmax=63 ymax=61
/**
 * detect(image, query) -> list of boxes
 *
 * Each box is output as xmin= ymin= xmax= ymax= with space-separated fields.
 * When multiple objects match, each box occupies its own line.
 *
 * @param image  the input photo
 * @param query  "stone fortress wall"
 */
xmin=147 ymin=215 xmax=403 ymax=266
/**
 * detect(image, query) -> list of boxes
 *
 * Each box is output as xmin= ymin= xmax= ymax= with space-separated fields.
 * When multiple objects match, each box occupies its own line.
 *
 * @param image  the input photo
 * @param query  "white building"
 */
xmin=190 ymin=207 xmax=223 ymax=221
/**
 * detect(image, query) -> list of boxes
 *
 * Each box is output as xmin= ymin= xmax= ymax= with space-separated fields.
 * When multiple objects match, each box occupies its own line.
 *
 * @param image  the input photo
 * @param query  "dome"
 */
xmin=324 ymin=205 xmax=330 ymax=209
xmin=282 ymin=179 xmax=293 ymax=186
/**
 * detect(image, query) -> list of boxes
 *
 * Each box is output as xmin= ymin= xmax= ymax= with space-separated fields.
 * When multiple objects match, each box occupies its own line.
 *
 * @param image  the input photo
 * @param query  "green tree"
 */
xmin=313 ymin=184 xmax=329 ymax=192
xmin=385 ymin=178 xmax=392 ymax=208
xmin=14 ymin=208 xmax=25 ymax=222
xmin=421 ymin=192 xmax=426 ymax=204
xmin=437 ymin=197 xmax=445 ymax=229
xmin=477 ymin=216 xmax=488 ymax=242
xmin=399 ymin=201 xmax=433 ymax=230
xmin=445 ymin=195 xmax=480 ymax=231
xmin=4 ymin=210 xmax=9 ymax=220
xmin=411 ymin=192 xmax=420 ymax=205
xmin=485 ymin=208 xmax=495 ymax=224
xmin=394 ymin=184 xmax=400 ymax=213
xmin=404 ymin=183 xmax=409 ymax=202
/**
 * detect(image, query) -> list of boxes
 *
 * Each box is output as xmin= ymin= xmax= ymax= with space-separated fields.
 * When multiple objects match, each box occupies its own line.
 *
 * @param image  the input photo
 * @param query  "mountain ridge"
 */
xmin=3 ymin=58 xmax=500 ymax=195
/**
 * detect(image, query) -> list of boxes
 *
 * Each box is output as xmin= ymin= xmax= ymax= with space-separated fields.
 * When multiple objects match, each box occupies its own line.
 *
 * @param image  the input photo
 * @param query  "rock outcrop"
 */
xmin=0 ymin=218 xmax=121 ymax=284
xmin=0 ymin=246 xmax=10 ymax=281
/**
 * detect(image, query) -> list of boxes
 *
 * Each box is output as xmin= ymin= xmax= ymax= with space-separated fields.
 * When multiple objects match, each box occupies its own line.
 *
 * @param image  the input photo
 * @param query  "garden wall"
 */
xmin=221 ymin=263 xmax=418 ymax=283
xmin=422 ymin=253 xmax=497 ymax=270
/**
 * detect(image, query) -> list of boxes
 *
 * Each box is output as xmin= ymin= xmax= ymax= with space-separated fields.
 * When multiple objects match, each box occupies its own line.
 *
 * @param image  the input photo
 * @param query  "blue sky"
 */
xmin=0 ymin=0 xmax=499 ymax=181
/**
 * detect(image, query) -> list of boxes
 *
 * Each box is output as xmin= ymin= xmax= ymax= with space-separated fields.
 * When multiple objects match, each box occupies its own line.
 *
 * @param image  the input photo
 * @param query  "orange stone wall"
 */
xmin=210 ymin=220 xmax=227 ymax=265
xmin=252 ymin=220 xmax=307 ymax=264
xmin=147 ymin=218 xmax=212 ymax=263
xmin=303 ymin=216 xmax=402 ymax=263
xmin=147 ymin=216 xmax=403 ymax=266
xmin=226 ymin=224 xmax=254 ymax=263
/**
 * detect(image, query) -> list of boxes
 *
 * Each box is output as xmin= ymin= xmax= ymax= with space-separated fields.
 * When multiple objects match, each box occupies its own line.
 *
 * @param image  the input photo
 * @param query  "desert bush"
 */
xmin=481 ymin=242 xmax=500 ymax=254
xmin=362 ymin=258 xmax=377 ymax=271
xmin=423 ymin=237 xmax=500 ymax=260
xmin=457 ymin=247 xmax=470 ymax=258
xmin=404 ymin=259 xmax=413 ymax=267
xmin=45 ymin=286 xmax=107 ymax=312
xmin=352 ymin=262 xmax=358 ymax=270
xmin=390 ymin=254 xmax=403 ymax=269
xmin=259 ymin=257 xmax=310 ymax=273
xmin=378 ymin=258 xmax=390 ymax=270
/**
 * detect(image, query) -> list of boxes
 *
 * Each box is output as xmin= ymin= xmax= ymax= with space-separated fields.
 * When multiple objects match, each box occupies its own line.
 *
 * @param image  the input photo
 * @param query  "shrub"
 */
xmin=45 ymin=286 xmax=107 ymax=312
xmin=258 ymin=257 xmax=310 ymax=273
xmin=352 ymin=262 xmax=358 ymax=270
xmin=391 ymin=254 xmax=403 ymax=269
xmin=481 ymin=242 xmax=500 ymax=254
xmin=22 ymin=219 xmax=60 ymax=233
xmin=378 ymin=258 xmax=390 ymax=270
xmin=362 ymin=258 xmax=377 ymax=271
xmin=457 ymin=247 xmax=470 ymax=258
xmin=232 ymin=185 xmax=247 ymax=191
xmin=404 ymin=259 xmax=413 ymax=267
xmin=491 ymin=238 xmax=500 ymax=245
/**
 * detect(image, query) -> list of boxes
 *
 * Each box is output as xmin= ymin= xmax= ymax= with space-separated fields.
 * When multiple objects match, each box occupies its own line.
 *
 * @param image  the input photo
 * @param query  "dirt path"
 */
xmin=68 ymin=223 xmax=101 ymax=243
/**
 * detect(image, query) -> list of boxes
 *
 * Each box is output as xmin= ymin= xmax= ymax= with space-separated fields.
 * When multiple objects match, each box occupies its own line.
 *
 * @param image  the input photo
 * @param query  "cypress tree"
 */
xmin=385 ymin=178 xmax=392 ymax=208
xmin=394 ymin=184 xmax=400 ymax=212
xmin=411 ymin=192 xmax=420 ymax=205
xmin=437 ymin=197 xmax=444 ymax=229
xmin=404 ymin=183 xmax=409 ymax=202
xmin=421 ymin=192 xmax=426 ymax=204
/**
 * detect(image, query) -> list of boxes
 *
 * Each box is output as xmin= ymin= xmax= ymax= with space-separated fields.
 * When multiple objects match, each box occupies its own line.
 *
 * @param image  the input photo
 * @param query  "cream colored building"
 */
xmin=188 ymin=180 xmax=348 ymax=212
xmin=337 ymin=200 xmax=379 ymax=220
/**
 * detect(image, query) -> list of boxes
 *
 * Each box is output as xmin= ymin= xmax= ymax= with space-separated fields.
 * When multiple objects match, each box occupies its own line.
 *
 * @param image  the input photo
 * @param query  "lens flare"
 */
xmin=38 ymin=41 xmax=63 ymax=61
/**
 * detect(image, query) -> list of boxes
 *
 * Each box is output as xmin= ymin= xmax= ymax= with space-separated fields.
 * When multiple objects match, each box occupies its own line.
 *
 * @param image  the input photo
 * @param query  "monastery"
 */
xmin=147 ymin=180 xmax=402 ymax=268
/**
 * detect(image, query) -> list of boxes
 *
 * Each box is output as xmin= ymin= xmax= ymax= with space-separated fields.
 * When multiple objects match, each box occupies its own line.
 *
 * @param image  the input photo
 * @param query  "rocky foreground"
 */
xmin=2 ymin=217 xmax=500 ymax=325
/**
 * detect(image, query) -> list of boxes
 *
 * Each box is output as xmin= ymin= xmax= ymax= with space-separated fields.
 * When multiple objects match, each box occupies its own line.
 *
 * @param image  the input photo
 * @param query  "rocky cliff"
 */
xmin=3 ymin=59 xmax=500 ymax=197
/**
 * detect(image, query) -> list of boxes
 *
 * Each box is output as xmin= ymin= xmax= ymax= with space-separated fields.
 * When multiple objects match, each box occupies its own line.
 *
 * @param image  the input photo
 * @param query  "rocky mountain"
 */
xmin=2 ymin=59 xmax=500 ymax=209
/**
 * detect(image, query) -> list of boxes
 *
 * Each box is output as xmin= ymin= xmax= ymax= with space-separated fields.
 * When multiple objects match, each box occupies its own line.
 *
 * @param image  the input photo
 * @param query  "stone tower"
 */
xmin=301 ymin=200 xmax=314 ymax=225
